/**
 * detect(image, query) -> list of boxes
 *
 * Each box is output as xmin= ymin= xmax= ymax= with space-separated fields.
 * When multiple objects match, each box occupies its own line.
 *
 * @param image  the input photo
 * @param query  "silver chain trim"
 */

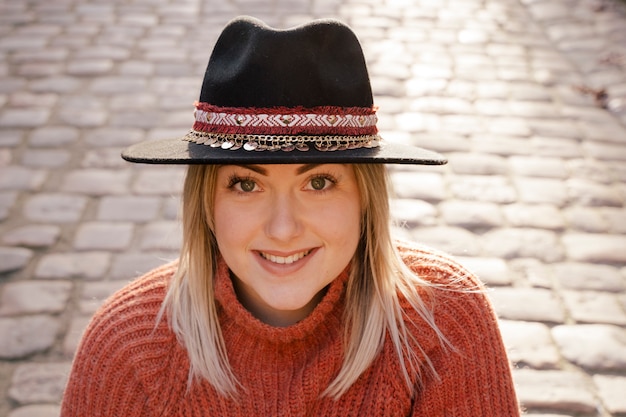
xmin=183 ymin=130 xmax=381 ymax=152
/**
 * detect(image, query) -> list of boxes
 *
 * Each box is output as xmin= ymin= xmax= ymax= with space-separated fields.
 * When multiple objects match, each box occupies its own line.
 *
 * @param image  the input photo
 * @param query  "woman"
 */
xmin=61 ymin=16 xmax=520 ymax=416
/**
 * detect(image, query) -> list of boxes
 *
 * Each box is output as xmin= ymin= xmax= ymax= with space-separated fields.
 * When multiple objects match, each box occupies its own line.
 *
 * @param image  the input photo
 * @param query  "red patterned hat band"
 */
xmin=184 ymin=102 xmax=381 ymax=152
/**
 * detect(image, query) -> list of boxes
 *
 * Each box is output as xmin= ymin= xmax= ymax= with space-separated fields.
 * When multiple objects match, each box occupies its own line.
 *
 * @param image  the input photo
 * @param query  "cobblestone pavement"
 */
xmin=1 ymin=0 xmax=626 ymax=415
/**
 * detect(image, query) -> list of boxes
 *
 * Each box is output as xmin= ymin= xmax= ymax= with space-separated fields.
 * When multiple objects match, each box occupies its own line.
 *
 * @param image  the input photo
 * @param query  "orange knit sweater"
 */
xmin=61 ymin=242 xmax=519 ymax=416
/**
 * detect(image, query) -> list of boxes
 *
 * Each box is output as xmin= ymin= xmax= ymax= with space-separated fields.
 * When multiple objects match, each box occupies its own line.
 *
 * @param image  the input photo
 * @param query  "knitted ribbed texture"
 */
xmin=61 ymin=242 xmax=520 ymax=416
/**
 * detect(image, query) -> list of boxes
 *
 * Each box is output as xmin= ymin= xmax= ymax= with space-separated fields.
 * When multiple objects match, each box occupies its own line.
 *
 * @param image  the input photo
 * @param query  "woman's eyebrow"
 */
xmin=233 ymin=164 xmax=268 ymax=175
xmin=296 ymin=164 xmax=324 ymax=175
xmin=232 ymin=163 xmax=335 ymax=176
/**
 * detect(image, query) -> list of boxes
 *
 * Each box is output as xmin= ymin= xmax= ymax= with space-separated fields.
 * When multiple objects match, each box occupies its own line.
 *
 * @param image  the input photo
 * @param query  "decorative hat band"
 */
xmin=184 ymin=102 xmax=381 ymax=152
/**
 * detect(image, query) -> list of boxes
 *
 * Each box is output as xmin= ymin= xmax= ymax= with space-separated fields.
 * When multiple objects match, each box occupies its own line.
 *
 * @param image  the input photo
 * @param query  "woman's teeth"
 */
xmin=260 ymin=250 xmax=311 ymax=264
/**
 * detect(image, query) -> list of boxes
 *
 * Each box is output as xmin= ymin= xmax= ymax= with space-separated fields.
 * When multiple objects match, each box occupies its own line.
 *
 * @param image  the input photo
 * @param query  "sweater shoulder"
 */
xmin=63 ymin=262 xmax=186 ymax=415
xmin=395 ymin=239 xmax=483 ymax=291
xmin=73 ymin=261 xmax=182 ymax=376
xmin=394 ymin=240 xmax=500 ymax=346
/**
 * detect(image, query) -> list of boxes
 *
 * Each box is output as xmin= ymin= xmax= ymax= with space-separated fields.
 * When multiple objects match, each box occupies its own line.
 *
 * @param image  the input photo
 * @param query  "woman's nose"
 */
xmin=265 ymin=194 xmax=302 ymax=242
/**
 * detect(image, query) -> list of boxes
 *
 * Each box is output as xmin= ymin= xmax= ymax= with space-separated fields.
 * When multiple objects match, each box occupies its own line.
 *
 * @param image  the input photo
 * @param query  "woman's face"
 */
xmin=213 ymin=164 xmax=361 ymax=326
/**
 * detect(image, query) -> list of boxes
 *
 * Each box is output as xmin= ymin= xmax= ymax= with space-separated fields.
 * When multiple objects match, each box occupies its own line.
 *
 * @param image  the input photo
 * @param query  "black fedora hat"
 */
xmin=121 ymin=16 xmax=447 ymax=166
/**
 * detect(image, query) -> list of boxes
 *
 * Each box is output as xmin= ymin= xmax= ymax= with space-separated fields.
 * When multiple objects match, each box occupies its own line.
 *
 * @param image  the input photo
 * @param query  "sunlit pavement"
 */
xmin=1 ymin=0 xmax=625 ymax=416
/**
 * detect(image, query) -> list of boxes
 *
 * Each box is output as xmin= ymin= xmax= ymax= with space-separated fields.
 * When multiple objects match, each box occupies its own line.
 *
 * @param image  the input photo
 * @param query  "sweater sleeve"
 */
xmin=60 ymin=264 xmax=177 ymax=417
xmin=399 ymin=244 xmax=520 ymax=416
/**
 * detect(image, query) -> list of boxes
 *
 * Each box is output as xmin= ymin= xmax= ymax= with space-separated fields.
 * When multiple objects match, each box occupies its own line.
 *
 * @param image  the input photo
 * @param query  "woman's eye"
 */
xmin=228 ymin=176 xmax=258 ymax=192
xmin=237 ymin=179 xmax=256 ymax=192
xmin=307 ymin=176 xmax=334 ymax=191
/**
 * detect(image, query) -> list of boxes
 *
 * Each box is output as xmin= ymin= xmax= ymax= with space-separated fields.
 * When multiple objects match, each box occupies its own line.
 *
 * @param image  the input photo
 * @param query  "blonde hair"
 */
xmin=160 ymin=163 xmax=445 ymax=398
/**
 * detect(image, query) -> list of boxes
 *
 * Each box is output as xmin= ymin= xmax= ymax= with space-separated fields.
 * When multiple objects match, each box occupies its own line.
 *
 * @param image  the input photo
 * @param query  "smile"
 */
xmin=259 ymin=249 xmax=313 ymax=265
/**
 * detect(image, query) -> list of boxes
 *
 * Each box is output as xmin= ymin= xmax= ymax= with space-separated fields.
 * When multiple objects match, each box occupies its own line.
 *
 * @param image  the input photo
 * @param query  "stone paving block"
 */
xmin=488 ymin=287 xmax=565 ymax=323
xmin=0 ymin=191 xmax=17 ymax=221
xmin=0 ymin=148 xmax=11 ymax=165
xmin=2 ymin=225 xmax=60 ymax=248
xmin=74 ymin=222 xmax=134 ymax=251
xmin=552 ymin=262 xmax=625 ymax=292
xmin=581 ymin=120 xmax=626 ymax=144
xmin=439 ymin=200 xmax=502 ymax=229
xmin=0 ymin=76 xmax=25 ymax=94
xmin=0 ymin=247 xmax=33 ymax=274
xmin=89 ymin=76 xmax=147 ymax=94
xmin=79 ymin=280 xmax=130 ymax=314
xmin=602 ymin=207 xmax=626 ymax=234
xmin=566 ymin=178 xmax=623 ymax=207
xmin=472 ymin=134 xmax=534 ymax=156
xmin=0 ymin=130 xmax=23 ymax=147
xmin=509 ymin=83 xmax=553 ymax=102
xmin=411 ymin=226 xmax=481 ymax=257
xmin=449 ymin=175 xmax=517 ymax=203
xmin=20 ymin=149 xmax=71 ymax=168
xmin=0 ymin=281 xmax=72 ymax=316
xmin=109 ymin=252 xmax=178 ymax=281
xmin=455 ymin=256 xmax=512 ymax=286
xmin=139 ymin=221 xmax=182 ymax=252
xmin=552 ymin=324 xmax=626 ymax=371
xmin=66 ymin=59 xmax=114 ymax=75
xmin=18 ymin=62 xmax=63 ymax=77
xmin=97 ymin=195 xmax=161 ymax=222
xmin=563 ymin=206 xmax=608 ymax=233
xmin=162 ymin=196 xmax=180 ymax=220
xmin=509 ymin=259 xmax=553 ymax=289
xmin=63 ymin=315 xmax=92 ymax=358
xmin=498 ymin=320 xmax=560 ymax=369
xmin=28 ymin=126 xmax=79 ymax=147
xmin=11 ymin=47 xmax=68 ymax=63
xmin=35 ymin=252 xmax=111 ymax=280
xmin=8 ymin=362 xmax=70 ymax=404
xmin=119 ymin=60 xmax=155 ymax=76
xmin=61 ymin=169 xmax=130 ymax=195
xmin=388 ymin=171 xmax=447 ymax=202
xmin=584 ymin=140 xmax=626 ymax=162
xmin=514 ymin=177 xmax=568 ymax=206
xmin=0 ymin=108 xmax=50 ymax=128
xmin=513 ymin=369 xmax=597 ymax=415
xmin=508 ymin=156 xmax=568 ymax=178
xmin=447 ymin=153 xmax=508 ymax=175
xmin=132 ymin=167 xmax=186 ymax=195
xmin=474 ymin=99 xmax=512 ymax=116
xmin=503 ymin=204 xmax=565 ymax=230
xmin=441 ymin=114 xmax=487 ymax=135
xmin=81 ymin=148 xmax=129 ymax=169
xmin=84 ymin=127 xmax=144 ymax=147
xmin=23 ymin=193 xmax=87 ymax=223
xmin=8 ymin=404 xmax=61 ymax=417
xmin=30 ymin=76 xmax=81 ymax=94
xmin=562 ymin=290 xmax=626 ymax=325
xmin=390 ymin=198 xmax=437 ymax=227
xmin=527 ymin=119 xmax=582 ymax=139
xmin=486 ymin=116 xmax=533 ymax=136
xmin=593 ymin=375 xmax=626 ymax=415
xmin=407 ymin=96 xmax=472 ymax=115
xmin=562 ymin=233 xmax=626 ymax=263
xmin=57 ymin=105 xmax=108 ymax=128
xmin=0 ymin=316 xmax=59 ymax=359
xmin=508 ymin=101 xmax=561 ymax=119
xmin=482 ymin=228 xmax=564 ymax=262
xmin=0 ymin=166 xmax=47 ymax=191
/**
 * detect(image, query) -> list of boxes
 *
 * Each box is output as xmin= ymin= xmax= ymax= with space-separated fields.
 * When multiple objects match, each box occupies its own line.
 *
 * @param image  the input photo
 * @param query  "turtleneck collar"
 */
xmin=214 ymin=257 xmax=349 ymax=344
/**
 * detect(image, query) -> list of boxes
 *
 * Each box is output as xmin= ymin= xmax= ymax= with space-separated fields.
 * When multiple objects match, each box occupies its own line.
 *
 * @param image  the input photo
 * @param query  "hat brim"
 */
xmin=121 ymin=137 xmax=447 ymax=165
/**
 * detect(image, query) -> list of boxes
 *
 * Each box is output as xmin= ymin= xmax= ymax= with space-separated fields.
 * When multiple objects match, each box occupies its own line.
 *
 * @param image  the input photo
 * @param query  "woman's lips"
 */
xmin=258 ymin=249 xmax=314 ymax=265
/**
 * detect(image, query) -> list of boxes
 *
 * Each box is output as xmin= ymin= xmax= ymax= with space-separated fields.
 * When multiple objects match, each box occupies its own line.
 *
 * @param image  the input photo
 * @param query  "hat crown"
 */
xmin=199 ymin=17 xmax=374 ymax=108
